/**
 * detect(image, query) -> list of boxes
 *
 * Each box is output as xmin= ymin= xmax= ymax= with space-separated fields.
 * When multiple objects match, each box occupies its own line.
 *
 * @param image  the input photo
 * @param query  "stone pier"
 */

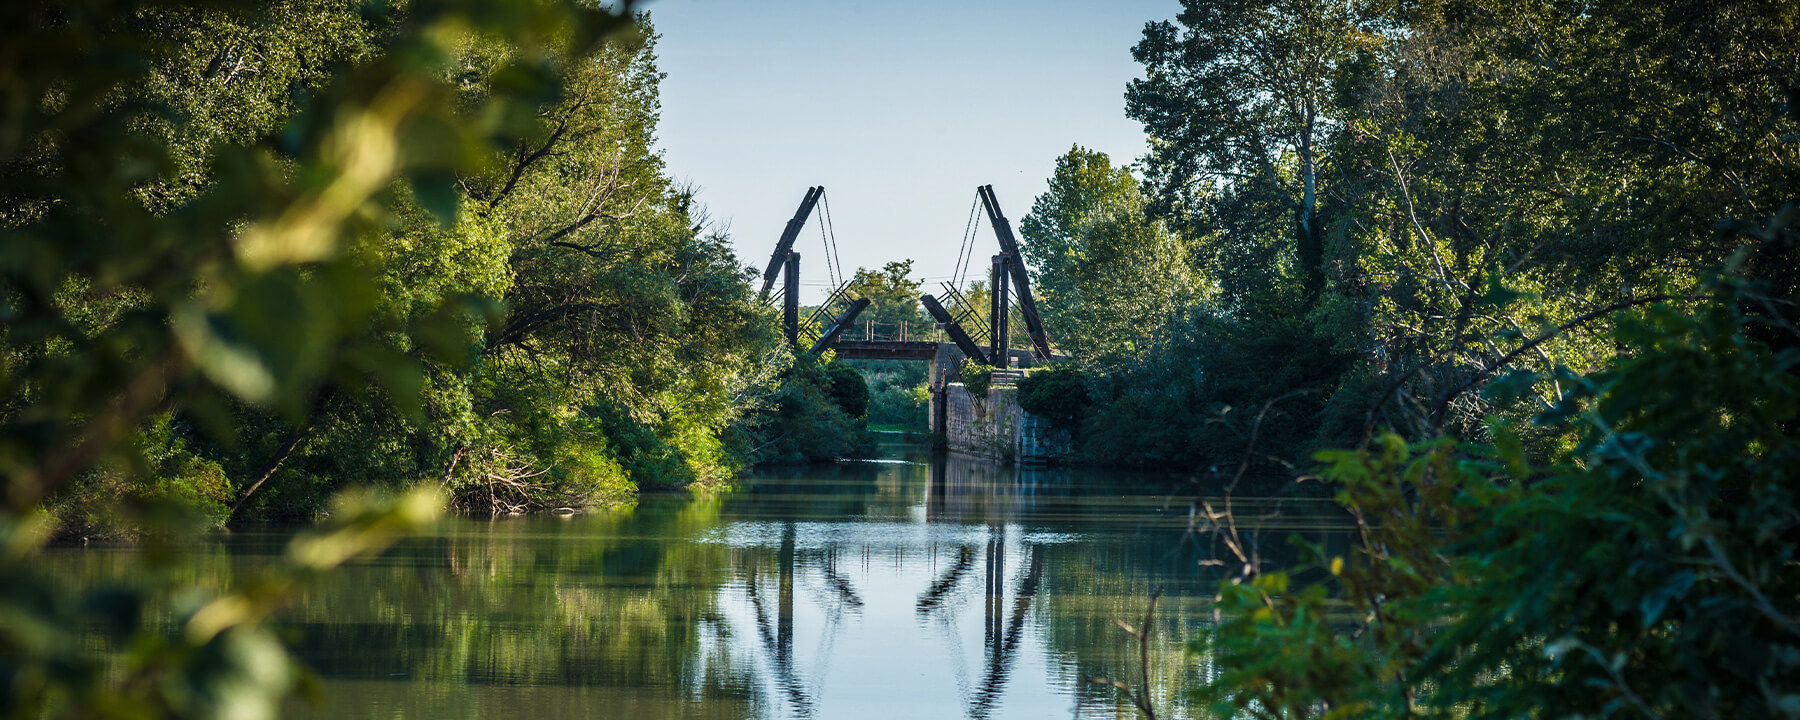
xmin=926 ymin=344 xmax=1072 ymax=464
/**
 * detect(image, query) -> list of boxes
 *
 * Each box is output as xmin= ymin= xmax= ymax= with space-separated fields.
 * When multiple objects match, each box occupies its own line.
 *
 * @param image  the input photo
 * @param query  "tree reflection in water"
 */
xmin=45 ymin=442 xmax=1354 ymax=719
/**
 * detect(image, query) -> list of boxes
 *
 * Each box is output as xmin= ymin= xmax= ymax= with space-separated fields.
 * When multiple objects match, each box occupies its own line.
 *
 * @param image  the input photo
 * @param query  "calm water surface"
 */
xmin=52 ymin=441 xmax=1351 ymax=719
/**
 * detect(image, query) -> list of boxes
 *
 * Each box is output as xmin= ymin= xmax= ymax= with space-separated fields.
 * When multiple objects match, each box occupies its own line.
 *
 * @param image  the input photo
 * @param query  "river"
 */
xmin=48 ymin=439 xmax=1350 ymax=719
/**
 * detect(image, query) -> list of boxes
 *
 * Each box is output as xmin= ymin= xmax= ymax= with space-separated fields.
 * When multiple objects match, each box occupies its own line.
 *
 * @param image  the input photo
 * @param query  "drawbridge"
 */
xmin=757 ymin=185 xmax=1055 ymax=368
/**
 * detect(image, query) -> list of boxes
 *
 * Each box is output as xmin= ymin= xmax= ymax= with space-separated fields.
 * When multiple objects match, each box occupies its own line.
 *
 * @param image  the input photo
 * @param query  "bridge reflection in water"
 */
xmin=709 ymin=449 xmax=1333 ymax=720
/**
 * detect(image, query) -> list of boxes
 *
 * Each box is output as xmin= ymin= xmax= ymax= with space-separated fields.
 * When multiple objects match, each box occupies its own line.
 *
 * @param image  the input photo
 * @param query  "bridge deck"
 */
xmin=828 ymin=340 xmax=942 ymax=361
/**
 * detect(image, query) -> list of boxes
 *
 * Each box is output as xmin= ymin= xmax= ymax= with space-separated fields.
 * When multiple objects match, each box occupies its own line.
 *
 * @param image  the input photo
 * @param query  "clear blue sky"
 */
xmin=645 ymin=0 xmax=1178 ymax=302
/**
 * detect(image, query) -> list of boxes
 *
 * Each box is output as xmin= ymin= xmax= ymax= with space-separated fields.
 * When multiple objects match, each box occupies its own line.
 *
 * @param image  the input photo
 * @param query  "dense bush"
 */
xmin=740 ymin=356 xmax=873 ymax=464
xmin=959 ymin=361 xmax=992 ymax=399
xmin=1197 ymin=252 xmax=1800 ymax=718
xmin=1016 ymin=364 xmax=1092 ymax=428
xmin=48 ymin=414 xmax=236 ymax=539
xmin=851 ymin=359 xmax=929 ymax=430
xmin=866 ymin=382 xmax=929 ymax=430
xmin=823 ymin=361 xmax=871 ymax=420
xmin=1077 ymin=310 xmax=1353 ymax=469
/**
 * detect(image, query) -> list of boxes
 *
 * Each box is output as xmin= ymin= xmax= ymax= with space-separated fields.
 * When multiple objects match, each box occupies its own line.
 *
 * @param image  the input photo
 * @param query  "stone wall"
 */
xmin=943 ymin=383 xmax=1022 ymax=460
xmin=942 ymin=382 xmax=1072 ymax=464
xmin=1017 ymin=413 xmax=1072 ymax=465
xmin=927 ymin=343 xmax=1073 ymax=464
xmin=928 ymin=342 xmax=959 ymax=440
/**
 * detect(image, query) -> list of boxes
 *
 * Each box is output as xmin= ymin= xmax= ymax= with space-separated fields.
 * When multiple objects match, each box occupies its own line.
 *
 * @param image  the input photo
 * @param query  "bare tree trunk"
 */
xmin=1297 ymin=97 xmax=1325 ymax=302
xmin=228 ymin=387 xmax=333 ymax=519
xmin=229 ymin=424 xmax=310 ymax=518
xmin=442 ymin=445 xmax=466 ymax=484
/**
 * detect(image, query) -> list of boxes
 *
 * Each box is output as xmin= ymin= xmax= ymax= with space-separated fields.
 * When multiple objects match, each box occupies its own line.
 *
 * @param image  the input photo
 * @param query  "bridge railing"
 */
xmin=989 ymin=369 xmax=1024 ymax=386
xmin=842 ymin=319 xmax=945 ymax=344
xmin=802 ymin=290 xmax=1049 ymax=356
xmin=833 ymin=316 xmax=1044 ymax=353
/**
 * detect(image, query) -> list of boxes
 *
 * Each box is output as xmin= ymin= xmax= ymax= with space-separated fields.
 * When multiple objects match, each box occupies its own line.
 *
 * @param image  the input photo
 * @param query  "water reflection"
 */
xmin=44 ymin=443 xmax=1354 ymax=719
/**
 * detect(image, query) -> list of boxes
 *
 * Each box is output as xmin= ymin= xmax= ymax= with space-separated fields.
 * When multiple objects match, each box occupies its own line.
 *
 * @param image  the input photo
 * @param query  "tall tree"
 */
xmin=234 ymin=18 xmax=785 ymax=513
xmin=1126 ymin=0 xmax=1383 ymax=302
xmin=0 ymin=0 xmax=634 ymax=511
xmin=1020 ymin=146 xmax=1199 ymax=362
xmin=0 ymin=2 xmax=645 ymax=716
xmin=843 ymin=260 xmax=924 ymax=325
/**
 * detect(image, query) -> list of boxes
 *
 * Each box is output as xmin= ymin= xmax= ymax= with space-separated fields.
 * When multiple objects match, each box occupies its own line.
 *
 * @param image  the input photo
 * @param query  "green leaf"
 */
xmin=407 ymin=170 xmax=462 ymax=226
xmin=172 ymin=306 xmax=277 ymax=404
xmin=1483 ymin=369 xmax=1543 ymax=406
xmin=1479 ymin=270 xmax=1534 ymax=309
xmin=1639 ymin=571 xmax=1695 ymax=626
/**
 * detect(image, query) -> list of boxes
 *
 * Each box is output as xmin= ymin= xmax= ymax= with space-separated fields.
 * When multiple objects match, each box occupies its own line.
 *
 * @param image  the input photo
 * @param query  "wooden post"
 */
xmin=978 ymin=185 xmax=1053 ymax=359
xmin=921 ymin=293 xmax=990 ymax=365
xmin=783 ymin=252 xmax=800 ymax=346
xmin=991 ymin=255 xmax=1010 ymax=368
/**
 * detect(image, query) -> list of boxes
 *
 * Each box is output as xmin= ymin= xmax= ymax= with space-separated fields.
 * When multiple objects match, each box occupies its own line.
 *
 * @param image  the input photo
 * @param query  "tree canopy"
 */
xmin=1036 ymin=0 xmax=1800 ymax=470
xmin=1027 ymin=1 xmax=1800 ymax=716
xmin=1019 ymin=146 xmax=1200 ymax=362
xmin=842 ymin=260 xmax=926 ymax=325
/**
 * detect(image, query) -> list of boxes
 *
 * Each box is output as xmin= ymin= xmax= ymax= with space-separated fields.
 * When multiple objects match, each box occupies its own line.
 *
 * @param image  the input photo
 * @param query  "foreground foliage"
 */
xmin=1197 ymin=247 xmax=1800 ymax=718
xmin=1 ymin=490 xmax=440 ymax=720
xmin=1 ymin=0 xmax=813 ymax=538
xmin=0 ymin=1 xmax=836 ymax=718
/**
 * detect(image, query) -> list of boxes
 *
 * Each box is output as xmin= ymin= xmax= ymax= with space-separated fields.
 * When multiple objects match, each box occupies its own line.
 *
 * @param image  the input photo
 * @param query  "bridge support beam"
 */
xmin=920 ymin=294 xmax=988 ymax=365
xmin=977 ymin=185 xmax=1054 ymax=360
xmin=760 ymin=186 xmax=822 ymax=299
xmin=808 ymin=297 xmax=871 ymax=355
xmin=783 ymin=252 xmax=800 ymax=347
xmin=990 ymin=255 xmax=1010 ymax=368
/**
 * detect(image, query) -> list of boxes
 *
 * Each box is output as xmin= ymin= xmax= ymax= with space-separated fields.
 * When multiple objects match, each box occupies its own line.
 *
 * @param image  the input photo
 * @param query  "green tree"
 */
xmin=1197 ymin=241 xmax=1800 ymax=718
xmin=1021 ymin=147 xmax=1200 ymax=363
xmin=2 ymin=0 xmax=633 ymax=518
xmin=822 ymin=362 xmax=871 ymax=420
xmin=843 ymin=260 xmax=925 ymax=325
xmin=741 ymin=356 xmax=872 ymax=464
xmin=1070 ymin=0 xmax=1800 ymax=471
xmin=1016 ymin=365 xmax=1091 ymax=429
xmin=219 ymin=16 xmax=786 ymax=516
xmin=1266 ymin=0 xmax=1797 ymax=444
xmin=1127 ymin=0 xmax=1384 ymax=302
xmin=1020 ymin=146 xmax=1139 ymax=274
xmin=1 ymin=0 xmax=641 ymax=715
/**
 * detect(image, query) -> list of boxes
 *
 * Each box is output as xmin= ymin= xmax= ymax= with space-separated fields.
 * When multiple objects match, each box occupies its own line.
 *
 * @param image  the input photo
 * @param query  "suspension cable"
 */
xmin=953 ymin=192 xmax=980 ymax=290
xmin=816 ymin=195 xmax=837 ymax=289
xmin=819 ymin=189 xmax=845 ymax=290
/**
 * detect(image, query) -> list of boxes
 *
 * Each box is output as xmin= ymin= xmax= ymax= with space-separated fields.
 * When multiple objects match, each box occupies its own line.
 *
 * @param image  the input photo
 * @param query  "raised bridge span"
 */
xmin=755 ymin=186 xmax=1070 ymax=462
xmin=755 ymin=184 xmax=1056 ymax=369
